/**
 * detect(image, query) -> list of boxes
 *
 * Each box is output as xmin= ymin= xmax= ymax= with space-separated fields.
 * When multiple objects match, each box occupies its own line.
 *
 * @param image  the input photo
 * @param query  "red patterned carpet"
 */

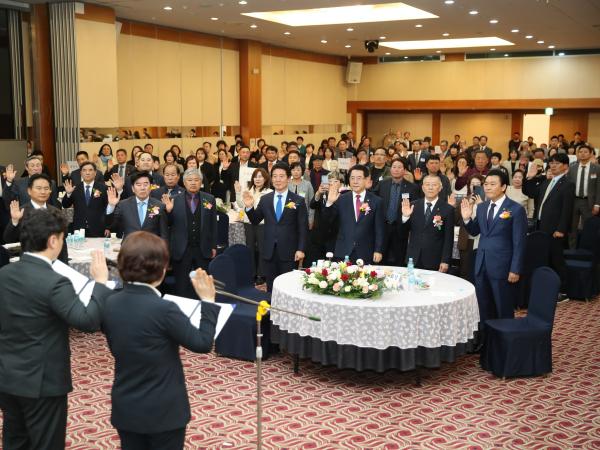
xmin=2 ymin=300 xmax=600 ymax=449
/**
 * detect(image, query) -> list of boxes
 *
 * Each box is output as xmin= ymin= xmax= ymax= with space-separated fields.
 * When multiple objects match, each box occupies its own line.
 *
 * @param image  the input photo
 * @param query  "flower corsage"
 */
xmin=285 ymin=201 xmax=297 ymax=209
xmin=93 ymin=189 xmax=101 ymax=198
xmin=148 ymin=206 xmax=160 ymax=218
xmin=359 ymin=202 xmax=371 ymax=215
xmin=432 ymin=215 xmax=444 ymax=230
xmin=499 ymin=209 xmax=512 ymax=219
xmin=203 ymin=200 xmax=213 ymax=210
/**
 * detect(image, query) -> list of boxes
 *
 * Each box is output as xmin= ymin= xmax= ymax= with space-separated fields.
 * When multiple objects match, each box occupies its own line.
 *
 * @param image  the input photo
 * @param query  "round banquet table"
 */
xmin=67 ymin=237 xmax=121 ymax=280
xmin=270 ymin=268 xmax=479 ymax=373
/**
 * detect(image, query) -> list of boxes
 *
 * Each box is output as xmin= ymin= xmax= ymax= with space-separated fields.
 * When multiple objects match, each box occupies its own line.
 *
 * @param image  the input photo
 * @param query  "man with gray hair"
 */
xmin=162 ymin=168 xmax=217 ymax=298
xmin=3 ymin=156 xmax=60 ymax=208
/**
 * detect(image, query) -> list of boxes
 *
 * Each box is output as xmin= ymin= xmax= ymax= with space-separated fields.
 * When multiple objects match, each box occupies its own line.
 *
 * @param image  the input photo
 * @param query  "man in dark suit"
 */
xmin=306 ymin=156 xmax=329 ymax=192
xmin=462 ymin=169 xmax=528 ymax=322
xmin=567 ymin=144 xmax=600 ymax=248
xmin=59 ymin=150 xmax=105 ymax=186
xmin=103 ymin=148 xmax=135 ymax=182
xmin=375 ymin=158 xmax=419 ymax=266
xmin=117 ymin=151 xmax=165 ymax=199
xmin=0 ymin=165 xmax=9 ymax=240
xmin=243 ymin=164 xmax=308 ymax=291
xmin=106 ymin=171 xmax=169 ymax=241
xmin=3 ymin=156 xmax=60 ymax=208
xmin=414 ymin=155 xmax=451 ymax=201
xmin=4 ymin=174 xmax=69 ymax=264
xmin=150 ymin=163 xmax=184 ymax=200
xmin=323 ymin=165 xmax=384 ymax=264
xmin=228 ymin=146 xmax=257 ymax=202
xmin=259 ymin=145 xmax=282 ymax=175
xmin=524 ymin=153 xmax=575 ymax=297
xmin=0 ymin=208 xmax=111 ymax=450
xmin=61 ymin=162 xmax=108 ymax=237
xmin=163 ymin=168 xmax=217 ymax=298
xmin=478 ymin=135 xmax=493 ymax=159
xmin=401 ymin=175 xmax=454 ymax=271
xmin=407 ymin=139 xmax=430 ymax=173
xmin=306 ymin=172 xmax=341 ymax=266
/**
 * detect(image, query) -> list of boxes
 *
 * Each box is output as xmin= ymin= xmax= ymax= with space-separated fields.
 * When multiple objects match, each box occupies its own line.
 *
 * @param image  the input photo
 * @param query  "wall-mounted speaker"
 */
xmin=346 ymin=62 xmax=363 ymax=84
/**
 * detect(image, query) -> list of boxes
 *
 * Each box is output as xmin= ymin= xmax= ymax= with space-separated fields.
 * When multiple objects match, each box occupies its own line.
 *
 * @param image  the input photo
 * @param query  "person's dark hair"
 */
xmin=130 ymin=146 xmax=143 ymax=161
xmin=578 ymin=144 xmax=592 ymax=153
xmin=287 ymin=142 xmax=298 ymax=149
xmin=185 ymin=155 xmax=198 ymax=169
xmin=163 ymin=163 xmax=181 ymax=175
xmin=116 ymin=148 xmax=127 ymax=156
xmin=131 ymin=171 xmax=152 ymax=185
xmin=118 ymin=231 xmax=170 ymax=284
xmin=138 ymin=150 xmax=153 ymax=160
xmin=203 ymin=141 xmax=212 ymax=147
xmin=474 ymin=150 xmax=489 ymax=159
xmin=152 ymin=155 xmax=160 ymax=163
xmin=466 ymin=174 xmax=486 ymax=196
xmin=287 ymin=149 xmax=300 ymax=158
xmin=20 ymin=208 xmax=67 ymax=253
xmin=271 ymin=163 xmax=291 ymax=178
xmin=348 ymin=164 xmax=370 ymax=178
xmin=265 ymin=145 xmax=278 ymax=154
xmin=80 ymin=161 xmax=97 ymax=171
xmin=216 ymin=139 xmax=227 ymax=148
xmin=297 ymin=136 xmax=304 ymax=142
xmin=533 ymin=148 xmax=545 ymax=155
xmin=486 ymin=168 xmax=509 ymax=186
xmin=512 ymin=169 xmax=525 ymax=179
xmin=324 ymin=147 xmax=334 ymax=159
xmin=509 ymin=148 xmax=519 ymax=160
xmin=491 ymin=152 xmax=503 ymax=160
xmin=427 ymin=154 xmax=440 ymax=162
xmin=412 ymin=139 xmax=421 ymax=146
xmin=306 ymin=143 xmax=314 ymax=151
xmin=98 ymin=143 xmax=113 ymax=156
xmin=257 ymin=138 xmax=266 ymax=148
xmin=27 ymin=173 xmax=51 ymax=189
xmin=163 ymin=149 xmax=177 ymax=163
xmin=549 ymin=153 xmax=569 ymax=165
xmin=289 ymin=162 xmax=302 ymax=172
xmin=144 ymin=143 xmax=154 ymax=149
xmin=76 ymin=150 xmax=89 ymax=158
xmin=550 ymin=135 xmax=559 ymax=141
xmin=423 ymin=136 xmax=432 ymax=143
xmin=480 ymin=135 xmax=488 ymax=141
xmin=235 ymin=134 xmax=242 ymax=141
xmin=312 ymin=155 xmax=324 ymax=162
xmin=195 ymin=148 xmax=208 ymax=160
xmin=249 ymin=168 xmax=270 ymax=191
xmin=169 ymin=145 xmax=181 ymax=155
xmin=392 ymin=157 xmax=409 ymax=170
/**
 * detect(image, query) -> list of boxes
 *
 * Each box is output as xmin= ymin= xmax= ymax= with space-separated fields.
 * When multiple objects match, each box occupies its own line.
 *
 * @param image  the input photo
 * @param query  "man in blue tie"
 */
xmin=461 ymin=169 xmax=528 ymax=324
xmin=243 ymin=164 xmax=308 ymax=291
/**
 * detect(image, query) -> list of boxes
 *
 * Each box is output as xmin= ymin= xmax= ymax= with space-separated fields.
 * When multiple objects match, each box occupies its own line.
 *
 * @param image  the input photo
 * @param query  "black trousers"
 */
xmin=549 ymin=235 xmax=568 ymax=292
xmin=382 ymin=222 xmax=408 ymax=266
xmin=243 ymin=222 xmax=265 ymax=279
xmin=263 ymin=244 xmax=296 ymax=291
xmin=118 ymin=427 xmax=186 ymax=450
xmin=0 ymin=392 xmax=67 ymax=450
xmin=172 ymin=247 xmax=210 ymax=299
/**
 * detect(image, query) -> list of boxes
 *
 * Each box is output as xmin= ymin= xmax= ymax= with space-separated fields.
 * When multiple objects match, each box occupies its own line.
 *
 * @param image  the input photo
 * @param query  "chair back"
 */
xmin=578 ymin=216 xmax=600 ymax=251
xmin=522 ymin=231 xmax=551 ymax=275
xmin=527 ymin=267 xmax=561 ymax=326
xmin=208 ymin=254 xmax=238 ymax=301
xmin=224 ymin=244 xmax=254 ymax=287
xmin=216 ymin=211 xmax=229 ymax=251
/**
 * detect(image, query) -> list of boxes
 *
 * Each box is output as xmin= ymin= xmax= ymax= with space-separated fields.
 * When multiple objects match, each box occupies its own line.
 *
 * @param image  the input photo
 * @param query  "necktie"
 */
xmin=85 ymin=185 xmax=91 ymax=205
xmin=487 ymin=202 xmax=496 ymax=227
xmin=386 ymin=183 xmax=401 ymax=223
xmin=119 ymin=165 xmax=125 ymax=178
xmin=579 ymin=165 xmax=586 ymax=197
xmin=425 ymin=202 xmax=432 ymax=223
xmin=275 ymin=194 xmax=283 ymax=221
xmin=355 ymin=194 xmax=361 ymax=221
xmin=138 ymin=201 xmax=146 ymax=226
xmin=190 ymin=195 xmax=197 ymax=213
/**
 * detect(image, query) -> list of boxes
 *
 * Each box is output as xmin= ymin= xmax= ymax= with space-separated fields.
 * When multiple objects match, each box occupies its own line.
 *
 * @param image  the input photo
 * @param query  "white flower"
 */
xmin=376 ymin=270 xmax=385 ymax=279
xmin=330 ymin=262 xmax=339 ymax=270
xmin=369 ymin=284 xmax=378 ymax=291
xmin=356 ymin=259 xmax=364 ymax=267
xmin=344 ymin=286 xmax=352 ymax=292
xmin=309 ymin=276 xmax=319 ymax=285
xmin=332 ymin=283 xmax=341 ymax=292
xmin=362 ymin=286 xmax=369 ymax=294
xmin=319 ymin=280 xmax=328 ymax=289
xmin=327 ymin=273 xmax=338 ymax=282
xmin=323 ymin=260 xmax=331 ymax=268
xmin=326 ymin=252 xmax=334 ymax=259
xmin=346 ymin=265 xmax=358 ymax=274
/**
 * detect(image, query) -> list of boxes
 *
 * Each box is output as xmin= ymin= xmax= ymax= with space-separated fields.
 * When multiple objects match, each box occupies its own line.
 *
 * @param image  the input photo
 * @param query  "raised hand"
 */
xmin=91 ymin=153 xmax=99 ymax=163
xmin=473 ymin=194 xmax=483 ymax=205
xmin=460 ymin=197 xmax=474 ymax=221
xmin=242 ymin=190 xmax=254 ymax=209
xmin=447 ymin=193 xmax=456 ymax=207
xmin=5 ymin=164 xmax=16 ymax=183
xmin=414 ymin=167 xmax=423 ymax=181
xmin=401 ymin=198 xmax=414 ymax=217
xmin=373 ymin=252 xmax=382 ymax=263
xmin=327 ymin=183 xmax=340 ymax=204
xmin=107 ymin=187 xmax=119 ymax=206
xmin=63 ymin=179 xmax=75 ymax=195
xmin=161 ymin=193 xmax=174 ymax=213
xmin=107 ymin=159 xmax=114 ymax=170
xmin=90 ymin=249 xmax=109 ymax=284
xmin=60 ymin=162 xmax=70 ymax=176
xmin=234 ymin=180 xmax=241 ymax=193
xmin=221 ymin=160 xmax=230 ymax=170
xmin=9 ymin=200 xmax=23 ymax=223
xmin=526 ymin=163 xmax=538 ymax=179
xmin=191 ymin=268 xmax=216 ymax=302
xmin=111 ymin=173 xmax=124 ymax=191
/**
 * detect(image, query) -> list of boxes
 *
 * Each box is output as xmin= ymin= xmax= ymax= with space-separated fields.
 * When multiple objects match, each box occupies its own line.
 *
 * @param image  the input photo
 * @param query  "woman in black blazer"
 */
xmin=102 ymin=231 xmax=220 ymax=450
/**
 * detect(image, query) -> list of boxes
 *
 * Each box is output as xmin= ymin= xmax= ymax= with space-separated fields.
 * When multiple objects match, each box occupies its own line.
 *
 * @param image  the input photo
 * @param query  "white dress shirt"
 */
xmin=23 ymin=252 xmax=53 ymax=266
xmin=402 ymin=197 xmax=438 ymax=223
xmin=131 ymin=281 xmax=161 ymax=297
xmin=486 ymin=195 xmax=506 ymax=221
xmin=272 ymin=189 xmax=289 ymax=211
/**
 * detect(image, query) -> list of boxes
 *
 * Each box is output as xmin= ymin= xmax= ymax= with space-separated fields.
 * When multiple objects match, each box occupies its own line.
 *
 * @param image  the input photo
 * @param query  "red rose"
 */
xmin=370 ymin=271 xmax=377 ymax=278
xmin=341 ymin=274 xmax=349 ymax=281
xmin=305 ymin=268 xmax=311 ymax=274
xmin=321 ymin=269 xmax=328 ymax=276
xmin=347 ymin=261 xmax=352 ymax=266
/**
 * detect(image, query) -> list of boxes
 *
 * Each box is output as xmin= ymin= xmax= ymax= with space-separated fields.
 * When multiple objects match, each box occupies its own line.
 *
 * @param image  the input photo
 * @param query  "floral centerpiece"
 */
xmin=302 ymin=253 xmax=395 ymax=299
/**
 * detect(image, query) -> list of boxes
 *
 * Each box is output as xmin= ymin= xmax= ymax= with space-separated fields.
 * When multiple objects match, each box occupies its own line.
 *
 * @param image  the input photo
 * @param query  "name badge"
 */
xmin=420 ymin=158 xmax=426 ymax=162
xmin=299 ymin=192 xmax=306 ymax=197
xmin=379 ymin=176 xmax=383 ymax=181
xmin=591 ymin=174 xmax=597 ymax=179
xmin=402 ymin=193 xmax=410 ymax=199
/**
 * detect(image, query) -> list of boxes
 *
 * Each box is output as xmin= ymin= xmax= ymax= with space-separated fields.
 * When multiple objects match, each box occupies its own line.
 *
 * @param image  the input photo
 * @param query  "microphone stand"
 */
xmin=214 ymin=285 xmax=320 ymax=450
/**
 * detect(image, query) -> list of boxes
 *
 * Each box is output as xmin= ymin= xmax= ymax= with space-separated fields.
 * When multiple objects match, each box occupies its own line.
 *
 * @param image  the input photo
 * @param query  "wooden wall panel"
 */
xmin=549 ymin=110 xmax=589 ymax=141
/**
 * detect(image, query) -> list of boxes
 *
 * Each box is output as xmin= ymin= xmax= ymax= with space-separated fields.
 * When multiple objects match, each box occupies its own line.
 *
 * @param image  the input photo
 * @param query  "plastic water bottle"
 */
xmin=344 ymin=255 xmax=349 ymax=263
xmin=407 ymin=257 xmax=415 ymax=291
xmin=103 ymin=237 xmax=111 ymax=256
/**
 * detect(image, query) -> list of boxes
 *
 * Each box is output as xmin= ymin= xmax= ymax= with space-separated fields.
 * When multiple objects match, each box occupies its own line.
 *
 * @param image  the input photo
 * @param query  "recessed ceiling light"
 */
xmin=469 ymin=10 xmax=478 ymax=15
xmin=444 ymin=0 xmax=455 ymax=4
xmin=385 ymin=52 xmax=391 ymax=55
xmin=284 ymin=31 xmax=291 ymax=35
xmin=320 ymin=39 xmax=327 ymax=43
xmin=548 ymin=45 xmax=555 ymax=49
xmin=346 ymin=27 xmax=354 ymax=31
xmin=404 ymin=56 xmax=408 ymax=59
xmin=380 ymin=36 xmax=387 ymax=40
xmin=537 ymin=40 xmax=544 ymax=44
xmin=163 ymin=6 xmax=172 ymax=10
xmin=435 ymin=50 xmax=441 ymax=53
xmin=504 ymin=53 xmax=509 ymax=57
xmin=442 ymin=32 xmax=449 ymax=37
xmin=415 ymin=24 xmax=423 ymax=28
xmin=210 ymin=17 xmax=219 ymax=21
xmin=242 ymin=2 xmax=438 ymax=26
xmin=238 ymin=0 xmax=247 ymax=4
xmin=525 ymin=35 xmax=533 ymax=39
xmin=489 ymin=19 xmax=498 ymax=24
xmin=558 ymin=52 xmax=565 ymax=56
xmin=380 ymin=36 xmax=514 ymax=51
xmin=511 ymin=29 xmax=519 ymax=33
xmin=490 ymin=48 xmax=496 ymax=51
xmin=345 ymin=44 xmax=352 ymax=48
xmin=250 ymin=24 xmax=257 ymax=28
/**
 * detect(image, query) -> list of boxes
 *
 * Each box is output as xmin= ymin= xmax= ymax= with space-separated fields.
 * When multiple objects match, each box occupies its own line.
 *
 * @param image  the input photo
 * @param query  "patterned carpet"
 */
xmin=2 ymin=299 xmax=600 ymax=449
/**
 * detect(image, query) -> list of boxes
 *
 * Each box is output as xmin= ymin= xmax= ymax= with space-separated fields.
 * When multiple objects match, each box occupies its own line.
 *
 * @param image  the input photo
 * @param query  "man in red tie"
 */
xmin=323 ymin=165 xmax=384 ymax=264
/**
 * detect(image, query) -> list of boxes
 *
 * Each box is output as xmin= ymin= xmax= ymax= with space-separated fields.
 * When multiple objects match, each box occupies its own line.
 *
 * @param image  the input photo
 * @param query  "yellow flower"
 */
xmin=285 ymin=201 xmax=297 ymax=209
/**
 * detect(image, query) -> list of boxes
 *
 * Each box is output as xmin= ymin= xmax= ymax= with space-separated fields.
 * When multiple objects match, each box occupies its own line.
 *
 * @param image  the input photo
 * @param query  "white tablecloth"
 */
xmin=68 ymin=237 xmax=121 ymax=279
xmin=271 ymin=268 xmax=479 ymax=350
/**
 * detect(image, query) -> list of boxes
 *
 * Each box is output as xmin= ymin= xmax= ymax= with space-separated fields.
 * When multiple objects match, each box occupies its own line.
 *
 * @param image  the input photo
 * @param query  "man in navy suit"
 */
xmin=3 ymin=156 xmax=60 ymax=208
xmin=115 ymin=151 xmax=165 ymax=200
xmin=401 ymin=175 xmax=454 ymax=271
xmin=61 ymin=162 xmax=109 ymax=237
xmin=323 ymin=165 xmax=384 ymax=264
xmin=243 ymin=164 xmax=308 ymax=291
xmin=461 ymin=169 xmax=528 ymax=322
xmin=106 ymin=171 xmax=168 ymax=241
xmin=407 ymin=139 xmax=430 ymax=173
xmin=150 ymin=163 xmax=184 ymax=200
xmin=163 ymin=168 xmax=217 ymax=298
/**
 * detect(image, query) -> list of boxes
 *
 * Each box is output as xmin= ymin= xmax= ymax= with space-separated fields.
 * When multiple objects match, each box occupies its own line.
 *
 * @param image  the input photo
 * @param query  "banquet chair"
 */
xmin=209 ymin=254 xmax=270 ymax=361
xmin=216 ymin=211 xmax=229 ymax=255
xmin=564 ymin=229 xmax=600 ymax=300
xmin=480 ymin=267 xmax=560 ymax=378
xmin=223 ymin=244 xmax=271 ymax=301
xmin=516 ymin=231 xmax=551 ymax=309
xmin=564 ymin=216 xmax=600 ymax=262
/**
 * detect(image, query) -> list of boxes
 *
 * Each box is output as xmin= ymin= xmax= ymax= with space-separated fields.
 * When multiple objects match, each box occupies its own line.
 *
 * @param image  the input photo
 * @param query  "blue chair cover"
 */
xmin=517 ymin=231 xmax=551 ymax=309
xmin=564 ymin=216 xmax=600 ymax=262
xmin=480 ymin=267 xmax=561 ymax=378
xmin=208 ymin=254 xmax=238 ymax=304
xmin=224 ymin=244 xmax=271 ymax=301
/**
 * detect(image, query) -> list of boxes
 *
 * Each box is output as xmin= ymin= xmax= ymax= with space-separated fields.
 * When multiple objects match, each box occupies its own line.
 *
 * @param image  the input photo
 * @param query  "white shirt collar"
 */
xmin=488 ymin=195 xmax=506 ymax=210
xmin=24 ymin=252 xmax=53 ymax=266
xmin=552 ymin=173 xmax=565 ymax=183
xmin=136 ymin=197 xmax=149 ymax=205
xmin=352 ymin=189 xmax=367 ymax=202
xmin=274 ymin=189 xmax=288 ymax=198
xmin=84 ymin=181 xmax=94 ymax=189
xmin=131 ymin=281 xmax=161 ymax=297
xmin=30 ymin=200 xmax=47 ymax=209
xmin=424 ymin=197 xmax=439 ymax=210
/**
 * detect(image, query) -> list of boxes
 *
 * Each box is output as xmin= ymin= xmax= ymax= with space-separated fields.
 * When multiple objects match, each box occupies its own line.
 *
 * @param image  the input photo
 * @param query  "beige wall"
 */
xmin=116 ymin=34 xmax=239 ymax=128
xmin=262 ymin=54 xmax=347 ymax=126
xmin=348 ymin=55 xmax=600 ymax=101
xmin=441 ymin=113 xmax=512 ymax=155
xmin=76 ymin=18 xmax=119 ymax=128
xmin=367 ymin=113 xmax=433 ymax=146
